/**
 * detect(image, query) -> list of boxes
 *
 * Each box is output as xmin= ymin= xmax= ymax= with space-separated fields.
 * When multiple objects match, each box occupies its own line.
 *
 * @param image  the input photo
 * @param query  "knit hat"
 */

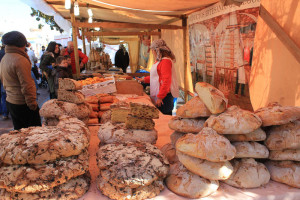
xmin=1 ymin=31 xmax=27 ymax=47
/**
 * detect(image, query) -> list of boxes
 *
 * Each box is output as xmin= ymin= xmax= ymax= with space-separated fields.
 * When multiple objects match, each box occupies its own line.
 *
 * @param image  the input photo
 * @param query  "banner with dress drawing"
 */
xmin=188 ymin=0 xmax=260 ymax=111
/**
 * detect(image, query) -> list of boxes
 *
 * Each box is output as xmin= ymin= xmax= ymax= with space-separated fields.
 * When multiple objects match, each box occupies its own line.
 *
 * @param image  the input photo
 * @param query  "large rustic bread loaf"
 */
xmin=165 ymin=162 xmax=219 ymax=199
xmin=58 ymin=78 xmax=82 ymax=90
xmin=225 ymin=128 xmax=266 ymax=142
xmin=100 ymin=110 xmax=112 ymax=124
xmin=205 ymin=106 xmax=262 ymax=134
xmin=125 ymin=115 xmax=155 ymax=130
xmin=129 ymin=102 xmax=159 ymax=119
xmin=56 ymin=115 xmax=90 ymax=137
xmin=177 ymin=151 xmax=233 ymax=180
xmin=176 ymin=96 xmax=211 ymax=118
xmin=40 ymin=99 xmax=90 ymax=119
xmin=97 ymin=143 xmax=169 ymax=188
xmin=170 ymin=131 xmax=186 ymax=146
xmin=233 ymin=142 xmax=269 ymax=159
xmin=97 ymin=176 xmax=164 ymax=200
xmin=168 ymin=117 xmax=206 ymax=133
xmin=176 ymin=127 xmax=236 ymax=162
xmin=57 ymin=89 xmax=85 ymax=104
xmin=98 ymin=122 xmax=157 ymax=145
xmin=265 ymin=120 xmax=300 ymax=150
xmin=160 ymin=143 xmax=179 ymax=164
xmin=269 ymin=149 xmax=300 ymax=161
xmin=254 ymin=102 xmax=300 ymax=126
xmin=195 ymin=82 xmax=227 ymax=114
xmin=0 ymin=174 xmax=90 ymax=200
xmin=223 ymin=158 xmax=270 ymax=188
xmin=111 ymin=107 xmax=130 ymax=123
xmin=0 ymin=151 xmax=89 ymax=193
xmin=265 ymin=160 xmax=300 ymax=188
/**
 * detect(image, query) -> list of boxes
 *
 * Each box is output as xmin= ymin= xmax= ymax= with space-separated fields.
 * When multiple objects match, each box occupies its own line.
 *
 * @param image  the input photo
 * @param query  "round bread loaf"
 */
xmin=168 ymin=117 xmax=205 ymax=133
xmin=225 ymin=128 xmax=266 ymax=142
xmin=97 ymin=143 xmax=169 ymax=188
xmin=233 ymin=142 xmax=269 ymax=159
xmin=223 ymin=158 xmax=270 ymax=188
xmin=176 ymin=96 xmax=211 ymax=118
xmin=269 ymin=149 xmax=300 ymax=161
xmin=176 ymin=127 xmax=236 ymax=162
xmin=160 ymin=143 xmax=179 ymax=164
xmin=205 ymin=106 xmax=262 ymax=134
xmin=170 ymin=131 xmax=186 ymax=146
xmin=165 ymin=162 xmax=219 ymax=199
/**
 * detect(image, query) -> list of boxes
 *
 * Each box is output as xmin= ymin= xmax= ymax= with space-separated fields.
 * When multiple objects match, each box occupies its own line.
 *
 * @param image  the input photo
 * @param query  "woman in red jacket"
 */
xmin=138 ymin=39 xmax=179 ymax=115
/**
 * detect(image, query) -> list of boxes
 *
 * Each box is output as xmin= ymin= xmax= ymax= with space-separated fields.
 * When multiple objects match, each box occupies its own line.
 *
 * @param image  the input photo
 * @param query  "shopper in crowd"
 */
xmin=39 ymin=45 xmax=45 ymax=59
xmin=0 ymin=44 xmax=9 ymax=120
xmin=64 ymin=41 xmax=88 ymax=75
xmin=64 ymin=55 xmax=73 ymax=78
xmin=114 ymin=44 xmax=130 ymax=73
xmin=0 ymin=31 xmax=41 ymax=129
xmin=52 ymin=56 xmax=72 ymax=97
xmin=31 ymin=57 xmax=40 ymax=96
xmin=137 ymin=39 xmax=179 ymax=115
xmin=26 ymin=43 xmax=37 ymax=66
xmin=40 ymin=41 xmax=60 ymax=99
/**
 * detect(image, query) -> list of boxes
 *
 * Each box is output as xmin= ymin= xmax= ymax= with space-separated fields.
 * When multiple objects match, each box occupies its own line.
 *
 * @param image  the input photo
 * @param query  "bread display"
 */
xmin=98 ymin=95 xmax=114 ymax=103
xmin=195 ymin=82 xmax=227 ymax=114
xmin=160 ymin=143 xmax=179 ymax=164
xmin=265 ymin=120 xmax=300 ymax=150
xmin=177 ymin=151 xmax=233 ymax=180
xmin=265 ymin=160 xmax=300 ymax=188
xmin=165 ymin=162 xmax=219 ymax=199
xmin=125 ymin=115 xmax=155 ymax=130
xmin=129 ymin=102 xmax=159 ymax=119
xmin=57 ymin=89 xmax=85 ymax=104
xmin=269 ymin=149 xmax=300 ymax=161
xmin=40 ymin=99 xmax=90 ymax=119
xmin=168 ymin=117 xmax=206 ymax=133
xmin=254 ymin=102 xmax=300 ymax=126
xmin=88 ymin=118 xmax=99 ymax=124
xmin=176 ymin=127 xmax=236 ymax=162
xmin=100 ymin=110 xmax=112 ymax=124
xmin=176 ymin=96 xmax=211 ymax=118
xmin=111 ymin=107 xmax=130 ymax=123
xmin=170 ymin=131 xmax=185 ymax=147
xmin=85 ymin=95 xmax=99 ymax=104
xmin=223 ymin=158 xmax=270 ymax=188
xmin=100 ymin=103 xmax=113 ymax=111
xmin=58 ymin=78 xmax=83 ymax=90
xmin=90 ymin=103 xmax=99 ymax=111
xmin=225 ymin=128 xmax=266 ymax=142
xmin=89 ymin=111 xmax=98 ymax=118
xmin=233 ymin=142 xmax=269 ymax=159
xmin=98 ymin=122 xmax=157 ymax=145
xmin=205 ymin=106 xmax=262 ymax=134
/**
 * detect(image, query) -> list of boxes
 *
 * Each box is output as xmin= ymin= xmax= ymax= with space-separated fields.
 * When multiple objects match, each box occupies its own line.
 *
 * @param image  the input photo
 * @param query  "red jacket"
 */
xmin=144 ymin=59 xmax=172 ymax=99
xmin=64 ymin=48 xmax=88 ymax=74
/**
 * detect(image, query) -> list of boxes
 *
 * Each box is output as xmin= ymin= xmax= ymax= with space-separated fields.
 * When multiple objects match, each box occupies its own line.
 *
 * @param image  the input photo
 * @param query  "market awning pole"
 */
xmin=71 ymin=3 xmax=81 ymax=79
xmin=82 ymin=28 xmax=87 ymax=55
xmin=182 ymin=16 xmax=188 ymax=102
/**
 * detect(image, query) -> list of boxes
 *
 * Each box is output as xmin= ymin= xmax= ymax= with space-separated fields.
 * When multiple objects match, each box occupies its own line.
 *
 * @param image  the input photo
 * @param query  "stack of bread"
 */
xmin=96 ymin=142 xmax=169 ymax=200
xmin=0 ymin=116 xmax=90 ymax=199
xmin=254 ymin=103 xmax=300 ymax=188
xmin=40 ymin=78 xmax=91 ymax=126
xmin=98 ymin=102 xmax=159 ymax=145
xmin=85 ymin=94 xmax=115 ymax=124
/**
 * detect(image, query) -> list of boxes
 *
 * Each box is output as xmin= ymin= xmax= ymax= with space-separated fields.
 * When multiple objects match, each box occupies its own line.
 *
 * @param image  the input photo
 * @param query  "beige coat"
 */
xmin=0 ymin=45 xmax=37 ymax=110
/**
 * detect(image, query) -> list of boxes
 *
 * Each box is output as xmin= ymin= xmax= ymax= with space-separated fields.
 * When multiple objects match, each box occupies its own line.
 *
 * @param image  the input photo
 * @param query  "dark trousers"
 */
xmin=157 ymin=93 xmax=174 ymax=115
xmin=6 ymin=101 xmax=41 ymax=130
xmin=235 ymin=70 xmax=245 ymax=96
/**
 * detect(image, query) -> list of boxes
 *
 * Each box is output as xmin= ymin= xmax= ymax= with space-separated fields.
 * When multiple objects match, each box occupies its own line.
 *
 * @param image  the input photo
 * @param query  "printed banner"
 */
xmin=188 ymin=0 xmax=260 ymax=111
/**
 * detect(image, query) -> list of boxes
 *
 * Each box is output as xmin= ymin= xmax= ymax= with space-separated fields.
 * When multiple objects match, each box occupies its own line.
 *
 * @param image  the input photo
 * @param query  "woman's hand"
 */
xmin=136 ymin=77 xmax=144 ymax=83
xmin=156 ymin=98 xmax=163 ymax=107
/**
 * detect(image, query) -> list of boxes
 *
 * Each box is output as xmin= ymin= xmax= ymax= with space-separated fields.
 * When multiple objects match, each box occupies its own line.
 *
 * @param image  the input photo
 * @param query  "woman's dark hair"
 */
xmin=46 ymin=41 xmax=57 ymax=53
xmin=160 ymin=49 xmax=175 ymax=61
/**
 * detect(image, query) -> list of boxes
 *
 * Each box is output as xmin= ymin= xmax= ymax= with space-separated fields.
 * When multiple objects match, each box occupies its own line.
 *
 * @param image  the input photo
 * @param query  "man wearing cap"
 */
xmin=0 ymin=31 xmax=41 ymax=130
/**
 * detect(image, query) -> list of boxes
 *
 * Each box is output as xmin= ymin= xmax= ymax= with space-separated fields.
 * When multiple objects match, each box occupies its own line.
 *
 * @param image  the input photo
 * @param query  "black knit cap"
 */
xmin=1 ymin=31 xmax=27 ymax=47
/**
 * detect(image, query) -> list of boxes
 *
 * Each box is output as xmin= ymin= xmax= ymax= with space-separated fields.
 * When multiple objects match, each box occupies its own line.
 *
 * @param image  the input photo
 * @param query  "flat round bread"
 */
xmin=0 ymin=151 xmax=89 ymax=193
xmin=269 ymin=149 xmax=300 ymax=161
xmin=168 ymin=117 xmax=206 ymax=133
xmin=265 ymin=120 xmax=300 ymax=150
xmin=177 ymin=151 xmax=233 ymax=180
xmin=98 ymin=122 xmax=157 ymax=145
xmin=205 ymin=106 xmax=262 ymax=134
xmin=223 ymin=158 xmax=270 ymax=189
xmin=265 ymin=160 xmax=300 ymax=188
xmin=254 ymin=102 xmax=300 ymax=126
xmin=176 ymin=96 xmax=211 ymax=118
xmin=233 ymin=142 xmax=269 ymax=159
xmin=0 ymin=124 xmax=89 ymax=165
xmin=225 ymin=128 xmax=266 ymax=142
xmin=97 ymin=176 xmax=164 ymax=200
xmin=0 ymin=174 xmax=90 ymax=200
xmin=97 ymin=143 xmax=169 ymax=188
xmin=56 ymin=115 xmax=90 ymax=138
xmin=165 ymin=162 xmax=219 ymax=199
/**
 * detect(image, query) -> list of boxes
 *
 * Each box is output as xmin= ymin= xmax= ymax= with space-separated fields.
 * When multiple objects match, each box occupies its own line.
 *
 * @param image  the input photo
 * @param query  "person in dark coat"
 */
xmin=114 ymin=44 xmax=130 ymax=73
xmin=0 ymin=44 xmax=9 ymax=119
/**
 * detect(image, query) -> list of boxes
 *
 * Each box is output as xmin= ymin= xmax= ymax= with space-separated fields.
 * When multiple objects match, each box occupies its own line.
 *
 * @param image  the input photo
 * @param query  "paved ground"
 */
xmin=0 ymin=88 xmax=49 ymax=135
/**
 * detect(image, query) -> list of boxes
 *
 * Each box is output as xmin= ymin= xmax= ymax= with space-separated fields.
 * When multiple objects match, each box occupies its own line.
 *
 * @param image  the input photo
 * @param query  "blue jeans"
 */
xmin=0 ymin=83 xmax=8 ymax=117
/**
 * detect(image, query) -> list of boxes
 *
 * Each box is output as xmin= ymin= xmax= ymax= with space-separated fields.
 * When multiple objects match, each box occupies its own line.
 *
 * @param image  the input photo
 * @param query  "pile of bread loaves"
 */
xmin=161 ymin=82 xmax=300 ymax=198
xmin=96 ymin=102 xmax=171 ymax=199
xmin=40 ymin=78 xmax=91 ymax=125
xmin=0 ymin=116 xmax=90 ymax=200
